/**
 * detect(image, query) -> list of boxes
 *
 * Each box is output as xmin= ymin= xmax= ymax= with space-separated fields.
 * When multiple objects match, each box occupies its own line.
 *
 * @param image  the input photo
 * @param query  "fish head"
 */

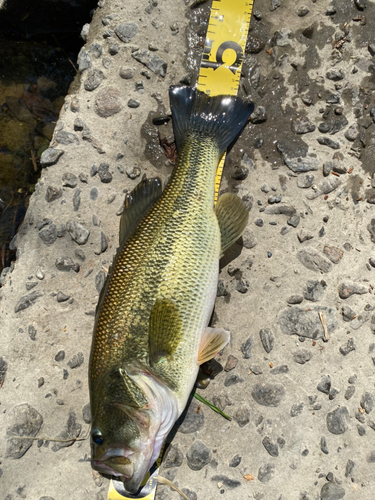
xmin=90 ymin=365 xmax=180 ymax=494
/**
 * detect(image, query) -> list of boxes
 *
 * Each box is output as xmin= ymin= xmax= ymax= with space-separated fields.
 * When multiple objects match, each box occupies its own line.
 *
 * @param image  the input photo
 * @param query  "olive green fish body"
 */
xmin=89 ymin=86 xmax=254 ymax=493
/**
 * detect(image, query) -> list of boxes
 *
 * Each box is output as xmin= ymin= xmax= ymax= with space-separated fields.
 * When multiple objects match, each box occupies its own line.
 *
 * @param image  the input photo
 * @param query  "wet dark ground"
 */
xmin=0 ymin=0 xmax=97 ymax=272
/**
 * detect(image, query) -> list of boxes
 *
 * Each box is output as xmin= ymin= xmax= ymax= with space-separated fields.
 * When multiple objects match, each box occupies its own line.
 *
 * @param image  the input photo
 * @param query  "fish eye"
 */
xmin=92 ymin=430 xmax=104 ymax=445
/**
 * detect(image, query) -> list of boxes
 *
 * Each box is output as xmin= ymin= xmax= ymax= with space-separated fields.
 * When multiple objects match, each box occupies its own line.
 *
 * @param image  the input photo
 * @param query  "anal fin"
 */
xmin=198 ymin=327 xmax=230 ymax=365
xmin=214 ymin=193 xmax=249 ymax=254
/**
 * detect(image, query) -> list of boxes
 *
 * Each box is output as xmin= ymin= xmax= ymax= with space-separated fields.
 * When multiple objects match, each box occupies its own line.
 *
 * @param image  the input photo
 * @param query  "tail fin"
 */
xmin=169 ymin=86 xmax=254 ymax=154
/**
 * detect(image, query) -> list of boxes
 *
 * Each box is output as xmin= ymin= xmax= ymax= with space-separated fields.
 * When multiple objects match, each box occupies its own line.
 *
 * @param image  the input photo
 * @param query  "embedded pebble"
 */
xmin=55 ymin=130 xmax=79 ymax=146
xmin=119 ymin=67 xmax=135 ymax=79
xmin=304 ymin=280 xmax=327 ymax=302
xmin=270 ymin=365 xmax=289 ymax=375
xmin=39 ymin=224 xmax=57 ymax=246
xmin=235 ymin=276 xmax=249 ymax=293
xmin=323 ymin=245 xmax=343 ymax=264
xmin=62 ymin=173 xmax=78 ymax=188
xmin=262 ymin=436 xmax=279 ymax=457
xmin=345 ymin=386 xmax=355 ymax=400
xmin=224 ymin=355 xmax=238 ymax=372
xmin=211 ymin=475 xmax=241 ymax=489
xmin=98 ymin=163 xmax=113 ymax=183
xmin=45 ymin=186 xmax=63 ymax=203
xmin=229 ymin=455 xmax=241 ymax=468
xmin=338 ymin=281 xmax=368 ymax=299
xmin=178 ymin=400 xmax=204 ymax=434
xmin=297 ymin=249 xmax=332 ymax=273
xmin=132 ymin=49 xmax=167 ymax=76
xmin=94 ymin=87 xmax=122 ymax=117
xmin=233 ymin=406 xmax=250 ymax=427
xmin=224 ymin=373 xmax=243 ymax=387
xmin=339 ymin=338 xmax=355 ymax=356
xmin=292 ymin=117 xmax=315 ymax=134
xmin=297 ymin=6 xmax=309 ymax=16
xmin=57 ymin=291 xmax=70 ymax=303
xmin=126 ymin=166 xmax=141 ymax=179
xmin=82 ymin=403 xmax=92 ymax=424
xmin=73 ymin=189 xmax=81 ymax=211
xmin=292 ymin=349 xmax=312 ymax=364
xmin=128 ymin=99 xmax=140 ymax=108
xmin=51 ymin=410 xmax=81 ymax=452
xmin=95 ymin=271 xmax=106 ymax=293
xmin=14 ymin=291 xmax=43 ymax=313
xmin=291 ymin=403 xmax=304 ymax=417
xmin=320 ymin=436 xmax=329 ymax=455
xmin=90 ymin=188 xmax=98 ymax=201
xmin=66 ymin=221 xmax=90 ymax=245
xmin=250 ymin=106 xmax=267 ymax=124
xmin=317 ymin=137 xmax=340 ymax=149
xmin=40 ymin=148 xmax=64 ymax=167
xmin=55 ymin=257 xmax=79 ymax=272
xmin=115 ymin=22 xmax=139 ymax=43
xmin=279 ymin=306 xmax=337 ymax=339
xmin=67 ymin=352 xmax=84 ymax=369
xmin=252 ymin=383 xmax=285 ymax=407
xmin=36 ymin=269 xmax=45 ymax=280
xmin=164 ymin=444 xmax=184 ymax=469
xmin=241 ymin=228 xmax=258 ymax=249
xmin=0 ymin=357 xmax=8 ymax=388
xmin=55 ymin=350 xmax=65 ymax=362
xmin=326 ymin=407 xmax=349 ymax=435
xmin=258 ymin=463 xmax=275 ymax=483
xmin=297 ymin=174 xmax=314 ymax=188
xmin=259 ymin=328 xmax=274 ymax=353
xmin=287 ymin=215 xmax=300 ymax=228
xmin=6 ymin=404 xmax=43 ymax=459
xmin=318 ymin=375 xmax=331 ymax=394
xmin=287 ymin=295 xmax=303 ymax=304
xmin=186 ymin=440 xmax=211 ymax=471
xmin=320 ymin=483 xmax=345 ymax=500
xmin=240 ymin=336 xmax=253 ymax=359
xmin=360 ymin=392 xmax=375 ymax=414
xmin=345 ymin=123 xmax=359 ymax=141
xmin=297 ymin=229 xmax=313 ymax=243
xmin=84 ymin=69 xmax=104 ymax=91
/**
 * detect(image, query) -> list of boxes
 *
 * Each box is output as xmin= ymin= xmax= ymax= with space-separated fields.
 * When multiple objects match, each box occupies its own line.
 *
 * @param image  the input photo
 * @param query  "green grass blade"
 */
xmin=193 ymin=392 xmax=232 ymax=421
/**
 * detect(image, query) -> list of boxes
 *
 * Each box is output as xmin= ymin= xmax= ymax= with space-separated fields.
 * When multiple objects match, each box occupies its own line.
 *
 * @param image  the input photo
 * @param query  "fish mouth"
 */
xmin=92 ymin=455 xmax=134 ymax=479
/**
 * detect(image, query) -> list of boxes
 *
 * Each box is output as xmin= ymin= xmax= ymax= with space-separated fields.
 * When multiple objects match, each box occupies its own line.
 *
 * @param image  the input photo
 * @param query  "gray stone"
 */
xmin=56 ymin=224 xmax=66 ymax=238
xmin=164 ymin=444 xmax=184 ymax=468
xmin=178 ymin=400 xmax=204 ymax=434
xmin=55 ymin=350 xmax=65 ymax=362
xmin=84 ymin=69 xmax=105 ymax=91
xmin=317 ymin=137 xmax=340 ymax=149
xmin=292 ymin=349 xmax=312 ymax=364
xmin=241 ymin=228 xmax=257 ymax=249
xmin=15 ymin=290 xmax=43 ymax=313
xmin=297 ymin=229 xmax=314 ymax=243
xmin=88 ymin=42 xmax=102 ymax=58
xmin=326 ymin=69 xmax=344 ymax=81
xmin=40 ymin=148 xmax=64 ymax=167
xmin=338 ymin=281 xmax=368 ymax=299
xmin=46 ymin=186 xmax=63 ymax=203
xmin=115 ymin=22 xmax=139 ymax=43
xmin=119 ymin=67 xmax=135 ymax=79
xmin=186 ymin=440 xmax=211 ymax=471
xmin=73 ymin=189 xmax=81 ymax=212
xmin=57 ymin=291 xmax=70 ymax=303
xmin=326 ymin=407 xmax=350 ymax=435
xmin=297 ymin=6 xmax=309 ymax=16
xmin=98 ymin=163 xmax=113 ymax=183
xmin=55 ymin=130 xmax=79 ymax=146
xmin=241 ymin=336 xmax=253 ymax=359
xmin=306 ymin=177 xmax=341 ymax=200
xmin=262 ymin=436 xmax=279 ymax=457
xmin=345 ymin=386 xmax=355 ymax=400
xmin=67 ymin=352 xmax=84 ymax=369
xmin=82 ymin=403 xmax=91 ymax=424
xmin=259 ymin=328 xmax=274 ymax=353
xmin=132 ymin=49 xmax=167 ymax=77
xmin=94 ymin=87 xmax=122 ymax=117
xmin=0 ymin=357 xmax=8 ymax=388
xmin=6 ymin=404 xmax=43 ymax=458
xmin=252 ymin=383 xmax=286 ymax=407
xmin=55 ymin=257 xmax=79 ymax=272
xmin=62 ymin=173 xmax=78 ymax=188
xmin=367 ymin=451 xmax=375 ymax=463
xmin=297 ymin=174 xmax=314 ymax=188
xmin=278 ymin=306 xmax=337 ymax=339
xmin=317 ymin=375 xmax=331 ymax=394
xmin=224 ymin=373 xmax=243 ymax=387
xmin=229 ymin=455 xmax=241 ymax=468
xmin=258 ymin=463 xmax=275 ymax=483
xmin=128 ymin=99 xmax=140 ymax=108
xmin=126 ymin=166 xmax=141 ymax=179
xmin=287 ymin=216 xmax=300 ymax=228
xmin=320 ymin=482 xmax=345 ymax=500
xmin=52 ymin=410 xmax=82 ymax=452
xmin=235 ymin=276 xmax=249 ymax=293
xmin=323 ymin=245 xmax=343 ymax=264
xmin=291 ymin=403 xmax=304 ymax=417
xmin=77 ymin=47 xmax=92 ymax=71
xmin=264 ymin=205 xmax=296 ymax=216
xmin=66 ymin=221 xmax=90 ymax=245
xmin=233 ymin=406 xmax=250 ymax=427
xmin=360 ymin=392 xmax=375 ymax=414
xmin=26 ymin=281 xmax=38 ymax=291
xmin=345 ymin=123 xmax=359 ymax=141
xmin=368 ymin=219 xmax=375 ymax=243
xmin=297 ymin=249 xmax=332 ymax=273
xmin=250 ymin=106 xmax=267 ymax=124
xmin=304 ymin=280 xmax=327 ymax=302
xmin=94 ymin=232 xmax=108 ymax=255
xmin=345 ymin=459 xmax=355 ymax=477
xmin=39 ymin=224 xmax=57 ymax=246
xmin=292 ymin=117 xmax=315 ymax=134
xmin=90 ymin=188 xmax=98 ymax=201
xmin=320 ymin=436 xmax=329 ymax=455
xmin=339 ymin=338 xmax=355 ymax=356
xmin=95 ymin=270 xmax=106 ymax=293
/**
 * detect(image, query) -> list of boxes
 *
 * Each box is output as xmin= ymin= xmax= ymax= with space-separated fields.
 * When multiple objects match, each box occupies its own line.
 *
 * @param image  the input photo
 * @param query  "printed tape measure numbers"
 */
xmin=197 ymin=0 xmax=254 ymax=203
xmin=107 ymin=1 xmax=254 ymax=499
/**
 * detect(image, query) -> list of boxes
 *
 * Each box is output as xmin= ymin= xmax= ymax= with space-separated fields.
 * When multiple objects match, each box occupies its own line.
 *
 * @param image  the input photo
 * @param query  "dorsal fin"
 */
xmin=119 ymin=175 xmax=163 ymax=246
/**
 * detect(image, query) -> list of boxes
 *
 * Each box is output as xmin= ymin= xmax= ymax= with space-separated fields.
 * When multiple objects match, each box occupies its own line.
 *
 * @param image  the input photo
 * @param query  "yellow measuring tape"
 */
xmin=108 ymin=1 xmax=253 ymax=498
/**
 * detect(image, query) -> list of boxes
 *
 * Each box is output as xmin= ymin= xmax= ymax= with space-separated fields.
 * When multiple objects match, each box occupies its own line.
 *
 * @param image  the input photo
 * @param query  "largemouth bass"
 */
xmin=89 ymin=86 xmax=254 ymax=494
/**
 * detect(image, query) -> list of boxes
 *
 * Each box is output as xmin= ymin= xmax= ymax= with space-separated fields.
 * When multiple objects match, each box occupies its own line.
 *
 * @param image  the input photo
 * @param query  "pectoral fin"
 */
xmin=119 ymin=175 xmax=163 ymax=246
xmin=149 ymin=298 xmax=183 ymax=366
xmin=198 ymin=327 xmax=230 ymax=365
xmin=215 ymin=193 xmax=249 ymax=254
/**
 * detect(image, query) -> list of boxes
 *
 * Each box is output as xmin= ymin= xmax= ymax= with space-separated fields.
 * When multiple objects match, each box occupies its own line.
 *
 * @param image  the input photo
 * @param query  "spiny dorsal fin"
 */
xmin=214 ymin=193 xmax=249 ymax=254
xmin=198 ymin=327 xmax=230 ymax=365
xmin=119 ymin=175 xmax=163 ymax=246
xmin=149 ymin=298 xmax=183 ymax=367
